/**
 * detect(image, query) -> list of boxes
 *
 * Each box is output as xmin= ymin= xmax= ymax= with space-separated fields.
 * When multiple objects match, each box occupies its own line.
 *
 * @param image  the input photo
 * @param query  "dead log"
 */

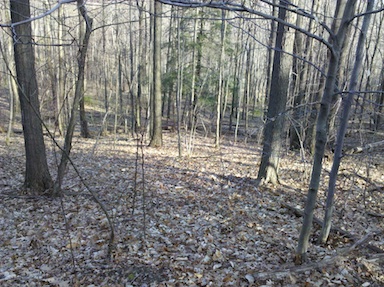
xmin=346 ymin=139 xmax=384 ymax=154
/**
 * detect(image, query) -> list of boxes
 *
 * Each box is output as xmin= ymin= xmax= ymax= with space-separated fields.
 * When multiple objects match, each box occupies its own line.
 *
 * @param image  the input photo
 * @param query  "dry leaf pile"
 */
xmin=0 ymin=133 xmax=383 ymax=286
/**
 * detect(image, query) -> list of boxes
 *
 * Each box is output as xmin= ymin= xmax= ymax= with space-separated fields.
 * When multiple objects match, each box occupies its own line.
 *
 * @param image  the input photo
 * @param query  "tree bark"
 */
xmin=149 ymin=0 xmax=163 ymax=147
xmin=78 ymin=8 xmax=90 ymax=138
xmin=328 ymin=0 xmax=354 ymax=141
xmin=10 ymin=0 xmax=53 ymax=194
xmin=319 ymin=0 xmax=375 ymax=244
xmin=257 ymin=0 xmax=291 ymax=185
xmin=192 ymin=13 xmax=204 ymax=127
xmin=296 ymin=0 xmax=358 ymax=264
xmin=289 ymin=0 xmax=315 ymax=150
xmin=55 ymin=0 xmax=93 ymax=192
xmin=56 ymin=7 xmax=66 ymax=136
xmin=215 ymin=10 xmax=227 ymax=148
xmin=373 ymin=66 xmax=384 ymax=130
xmin=176 ymin=12 xmax=184 ymax=157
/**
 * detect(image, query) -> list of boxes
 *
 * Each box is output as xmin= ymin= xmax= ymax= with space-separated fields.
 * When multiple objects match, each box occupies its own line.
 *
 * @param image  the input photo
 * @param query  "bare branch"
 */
xmin=351 ymin=5 xmax=384 ymax=21
xmin=259 ymin=0 xmax=334 ymax=36
xmin=1 ymin=0 xmax=76 ymax=28
xmin=158 ymin=0 xmax=335 ymax=51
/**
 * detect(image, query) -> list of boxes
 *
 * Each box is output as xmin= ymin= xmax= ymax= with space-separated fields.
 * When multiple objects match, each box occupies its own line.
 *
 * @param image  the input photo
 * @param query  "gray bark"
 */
xmin=215 ymin=10 xmax=227 ymax=148
xmin=257 ymin=0 xmax=290 ymax=185
xmin=296 ymin=0 xmax=358 ymax=264
xmin=319 ymin=0 xmax=375 ymax=244
xmin=10 ymin=0 xmax=53 ymax=194
xmin=149 ymin=0 xmax=163 ymax=147
xmin=55 ymin=0 xmax=93 ymax=192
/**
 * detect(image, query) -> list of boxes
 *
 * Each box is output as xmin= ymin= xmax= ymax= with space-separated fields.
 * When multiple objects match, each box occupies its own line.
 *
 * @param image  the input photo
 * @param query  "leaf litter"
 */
xmin=0 ymin=133 xmax=383 ymax=286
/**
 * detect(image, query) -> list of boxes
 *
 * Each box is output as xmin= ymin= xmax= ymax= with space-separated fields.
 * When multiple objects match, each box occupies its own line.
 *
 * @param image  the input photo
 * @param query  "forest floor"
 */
xmin=0 ymin=131 xmax=383 ymax=286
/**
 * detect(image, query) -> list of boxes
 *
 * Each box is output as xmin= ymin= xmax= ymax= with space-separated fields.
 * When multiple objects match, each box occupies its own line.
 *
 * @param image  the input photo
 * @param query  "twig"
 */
xmin=366 ymin=211 xmax=384 ymax=218
xmin=1 ymin=0 xmax=76 ymax=28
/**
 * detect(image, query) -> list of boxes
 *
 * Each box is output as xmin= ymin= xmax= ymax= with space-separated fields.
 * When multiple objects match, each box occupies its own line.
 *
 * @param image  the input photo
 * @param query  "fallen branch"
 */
xmin=253 ymin=231 xmax=382 ymax=279
xmin=282 ymin=203 xmax=384 ymax=254
xmin=365 ymin=253 xmax=384 ymax=262
xmin=346 ymin=140 xmax=384 ymax=154
xmin=366 ymin=211 xmax=384 ymax=218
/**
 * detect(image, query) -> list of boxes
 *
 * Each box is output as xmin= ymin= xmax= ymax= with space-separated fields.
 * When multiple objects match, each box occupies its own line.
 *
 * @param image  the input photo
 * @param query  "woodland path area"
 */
xmin=0 ymin=132 xmax=383 ymax=286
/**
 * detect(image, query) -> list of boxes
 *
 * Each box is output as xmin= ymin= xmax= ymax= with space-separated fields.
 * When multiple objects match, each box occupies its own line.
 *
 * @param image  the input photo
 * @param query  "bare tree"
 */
xmin=55 ymin=0 xmax=93 ymax=192
xmin=319 ymin=0 xmax=375 ymax=244
xmin=296 ymin=0 xmax=358 ymax=264
xmin=256 ymin=0 xmax=292 ymax=185
xmin=215 ymin=10 xmax=227 ymax=148
xmin=149 ymin=0 xmax=163 ymax=147
xmin=10 ymin=0 xmax=53 ymax=194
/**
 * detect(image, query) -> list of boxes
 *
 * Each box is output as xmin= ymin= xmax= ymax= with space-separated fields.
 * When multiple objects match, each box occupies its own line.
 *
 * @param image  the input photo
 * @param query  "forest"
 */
xmin=0 ymin=0 xmax=383 ymax=286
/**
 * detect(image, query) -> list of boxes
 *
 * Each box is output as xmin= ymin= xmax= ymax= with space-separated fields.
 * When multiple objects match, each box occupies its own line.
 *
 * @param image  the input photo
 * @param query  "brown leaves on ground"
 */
xmin=0 ymin=133 xmax=383 ymax=286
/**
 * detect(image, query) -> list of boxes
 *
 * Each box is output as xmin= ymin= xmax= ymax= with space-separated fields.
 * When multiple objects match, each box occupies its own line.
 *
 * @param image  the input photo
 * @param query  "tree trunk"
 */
xmin=264 ymin=0 xmax=277 ymax=110
xmin=193 ymin=13 xmax=204 ymax=126
xmin=257 ymin=0 xmax=291 ymax=185
xmin=188 ymin=12 xmax=198 ymax=130
xmin=229 ymin=28 xmax=242 ymax=133
xmin=57 ymin=7 xmax=66 ymax=136
xmin=296 ymin=0 xmax=357 ymax=264
xmin=6 ymin=72 xmax=16 ymax=143
xmin=135 ymin=1 xmax=146 ymax=132
xmin=319 ymin=0 xmax=374 ymax=244
xmin=10 ymin=0 xmax=53 ymax=194
xmin=373 ymin=65 xmax=384 ymax=130
xmin=244 ymin=40 xmax=253 ymax=139
xmin=149 ymin=0 xmax=163 ymax=147
xmin=353 ymin=11 xmax=383 ymax=128
xmin=328 ymin=0 xmax=354 ymax=142
xmin=2 ymin=31 xmax=18 ymax=142
xmin=215 ymin=10 xmax=227 ymax=148
xmin=289 ymin=0 xmax=309 ymax=150
xmin=79 ymin=98 xmax=90 ymax=137
xmin=55 ymin=0 xmax=93 ymax=192
xmin=78 ymin=10 xmax=90 ymax=138
xmin=176 ymin=13 xmax=184 ymax=157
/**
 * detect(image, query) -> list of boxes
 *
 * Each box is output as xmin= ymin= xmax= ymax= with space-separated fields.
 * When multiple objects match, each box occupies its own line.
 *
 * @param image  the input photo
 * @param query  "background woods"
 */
xmin=0 ymin=0 xmax=383 ymax=286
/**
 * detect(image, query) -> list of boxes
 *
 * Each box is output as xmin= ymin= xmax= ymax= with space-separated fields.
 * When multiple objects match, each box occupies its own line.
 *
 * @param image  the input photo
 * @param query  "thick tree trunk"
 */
xmin=257 ymin=0 xmax=290 ymax=185
xmin=10 ymin=0 xmax=53 ymax=194
xmin=149 ymin=0 xmax=163 ymax=147
xmin=264 ymin=0 xmax=277 ymax=109
xmin=135 ymin=2 xmax=145 ymax=132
